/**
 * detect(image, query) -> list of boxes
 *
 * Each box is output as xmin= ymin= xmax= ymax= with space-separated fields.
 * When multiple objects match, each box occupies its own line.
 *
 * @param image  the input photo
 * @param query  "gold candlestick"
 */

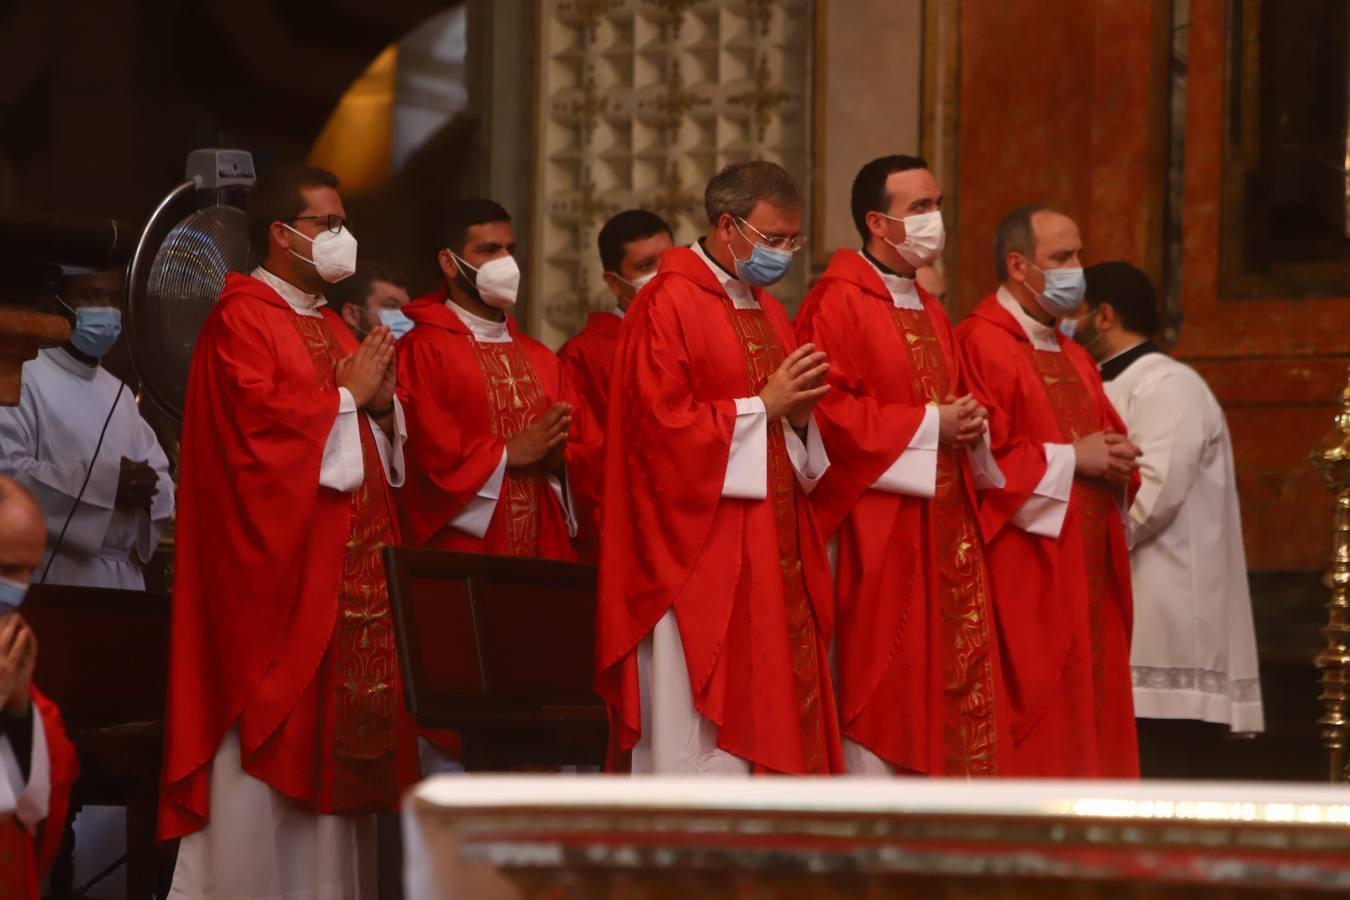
xmin=1313 ymin=363 xmax=1350 ymax=783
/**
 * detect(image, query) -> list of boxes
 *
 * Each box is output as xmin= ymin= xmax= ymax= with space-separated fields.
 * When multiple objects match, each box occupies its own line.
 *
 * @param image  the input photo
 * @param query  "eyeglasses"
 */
xmin=737 ymin=217 xmax=807 ymax=252
xmin=286 ymin=214 xmax=352 ymax=235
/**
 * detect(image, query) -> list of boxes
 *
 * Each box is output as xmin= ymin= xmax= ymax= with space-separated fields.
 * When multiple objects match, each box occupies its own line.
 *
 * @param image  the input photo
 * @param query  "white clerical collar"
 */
xmin=690 ymin=240 xmax=760 ymax=310
xmin=446 ymin=298 xmax=512 ymax=343
xmin=45 ymin=346 xmax=99 ymax=381
xmin=609 ymin=306 xmax=626 ymax=320
xmin=858 ymin=251 xmax=922 ymax=310
xmin=252 ymin=266 xmax=327 ymax=319
xmin=996 ymin=285 xmax=1060 ymax=352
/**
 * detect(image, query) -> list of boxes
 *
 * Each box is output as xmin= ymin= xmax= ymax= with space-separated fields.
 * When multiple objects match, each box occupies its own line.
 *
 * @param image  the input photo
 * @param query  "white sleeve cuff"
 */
xmin=872 ymin=404 xmax=939 ymax=498
xmin=722 ymin=397 xmax=768 ymax=500
xmin=134 ymin=509 xmax=162 ymax=565
xmin=0 ymin=707 xmax=51 ymax=833
xmin=368 ymin=396 xmax=408 ymax=488
xmin=549 ymin=471 xmax=579 ymax=538
xmin=319 ymin=387 xmax=365 ymax=493
xmin=966 ymin=426 xmax=1006 ymax=491
xmin=1010 ymin=442 xmax=1075 ymax=538
xmin=782 ymin=417 xmax=829 ymax=495
xmin=1120 ymin=484 xmax=1134 ymax=550
xmin=449 ymin=449 xmax=508 ymax=540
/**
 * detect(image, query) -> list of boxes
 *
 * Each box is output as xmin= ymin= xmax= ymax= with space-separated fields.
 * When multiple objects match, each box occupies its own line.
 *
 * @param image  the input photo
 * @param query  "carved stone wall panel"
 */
xmin=532 ymin=0 xmax=814 ymax=348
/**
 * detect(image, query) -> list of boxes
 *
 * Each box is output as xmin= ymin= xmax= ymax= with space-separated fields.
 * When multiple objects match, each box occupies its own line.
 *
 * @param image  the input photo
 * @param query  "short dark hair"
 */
xmin=704 ymin=161 xmax=802 ymax=225
xmin=440 ymin=198 xmax=511 ymax=256
xmin=850 ymin=155 xmax=930 ymax=243
xmin=597 ymin=209 xmax=672 ymax=273
xmin=993 ymin=203 xmax=1049 ymax=281
xmin=1085 ymin=261 xmax=1160 ymax=336
xmin=246 ymin=164 xmax=340 ymax=260
xmin=326 ymin=261 xmax=408 ymax=313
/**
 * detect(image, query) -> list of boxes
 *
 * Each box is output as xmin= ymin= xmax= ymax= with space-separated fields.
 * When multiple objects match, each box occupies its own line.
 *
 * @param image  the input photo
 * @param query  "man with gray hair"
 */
xmin=595 ymin=160 xmax=844 ymax=776
xmin=954 ymin=205 xmax=1142 ymax=778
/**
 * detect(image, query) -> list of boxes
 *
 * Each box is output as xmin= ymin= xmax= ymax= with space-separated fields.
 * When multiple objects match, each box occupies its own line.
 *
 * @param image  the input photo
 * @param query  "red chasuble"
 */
xmin=159 ymin=273 xmax=419 ymax=841
xmin=396 ymin=289 xmax=599 ymax=560
xmin=955 ymin=294 xmax=1139 ymax=778
xmin=795 ymin=250 xmax=1005 ymax=776
xmin=594 ymin=246 xmax=844 ymax=775
xmin=0 ymin=687 xmax=78 ymax=900
xmin=558 ymin=311 xmax=622 ymax=432
xmin=558 ymin=311 xmax=623 ymax=561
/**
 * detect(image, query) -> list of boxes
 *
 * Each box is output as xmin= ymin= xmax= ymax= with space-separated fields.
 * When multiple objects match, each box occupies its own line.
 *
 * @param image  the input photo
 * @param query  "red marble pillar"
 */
xmin=1174 ymin=0 xmax=1350 ymax=570
xmin=951 ymin=0 xmax=1169 ymax=318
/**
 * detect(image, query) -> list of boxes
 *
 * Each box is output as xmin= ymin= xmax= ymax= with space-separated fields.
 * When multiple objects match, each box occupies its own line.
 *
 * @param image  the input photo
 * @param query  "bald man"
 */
xmin=0 ymin=478 xmax=79 ymax=900
xmin=954 ymin=205 xmax=1141 ymax=778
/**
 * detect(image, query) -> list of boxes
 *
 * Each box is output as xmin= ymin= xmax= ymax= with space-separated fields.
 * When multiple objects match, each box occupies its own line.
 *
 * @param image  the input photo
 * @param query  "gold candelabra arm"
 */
xmin=1313 ymin=362 xmax=1350 ymax=783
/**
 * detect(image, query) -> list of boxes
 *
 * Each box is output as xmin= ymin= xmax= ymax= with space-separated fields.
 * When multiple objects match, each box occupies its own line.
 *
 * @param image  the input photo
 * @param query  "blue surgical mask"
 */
xmin=732 ymin=219 xmax=795 ymax=287
xmin=68 ymin=306 xmax=123 ymax=357
xmin=378 ymin=309 xmax=414 ymax=339
xmin=1057 ymin=318 xmax=1078 ymax=340
xmin=0 ymin=576 xmax=28 ymax=615
xmin=1026 ymin=263 xmax=1086 ymax=317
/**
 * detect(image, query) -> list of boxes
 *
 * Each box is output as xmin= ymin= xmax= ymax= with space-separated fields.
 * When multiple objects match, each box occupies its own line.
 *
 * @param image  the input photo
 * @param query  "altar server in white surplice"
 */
xmin=0 ymin=268 xmax=173 ymax=590
xmin=1068 ymin=262 xmax=1264 ymax=774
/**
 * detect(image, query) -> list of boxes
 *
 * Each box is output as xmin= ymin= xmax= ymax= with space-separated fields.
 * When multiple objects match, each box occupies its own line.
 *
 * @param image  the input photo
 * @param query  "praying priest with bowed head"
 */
xmin=596 ymin=160 xmax=845 ymax=776
xmin=396 ymin=198 xmax=600 ymax=561
xmin=161 ymin=165 xmax=420 ymax=899
xmin=954 ymin=204 xmax=1142 ymax=778
xmin=796 ymin=154 xmax=1009 ymax=777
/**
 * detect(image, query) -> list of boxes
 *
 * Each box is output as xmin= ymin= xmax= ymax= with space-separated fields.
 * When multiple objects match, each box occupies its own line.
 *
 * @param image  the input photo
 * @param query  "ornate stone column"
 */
xmin=0 ymin=307 xmax=69 ymax=406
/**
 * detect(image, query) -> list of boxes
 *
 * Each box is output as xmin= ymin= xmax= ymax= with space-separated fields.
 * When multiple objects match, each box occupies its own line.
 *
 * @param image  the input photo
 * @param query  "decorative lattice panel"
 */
xmin=530 ymin=0 xmax=815 ymax=348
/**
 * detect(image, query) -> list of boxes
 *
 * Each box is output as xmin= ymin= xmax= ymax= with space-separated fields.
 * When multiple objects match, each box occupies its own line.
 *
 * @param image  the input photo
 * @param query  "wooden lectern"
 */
xmin=382 ymin=548 xmax=607 ymax=771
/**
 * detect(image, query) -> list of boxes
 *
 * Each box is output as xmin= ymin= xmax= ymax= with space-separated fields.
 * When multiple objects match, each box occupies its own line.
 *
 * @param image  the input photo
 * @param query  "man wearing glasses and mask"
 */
xmin=595 ymin=161 xmax=844 ymax=777
xmin=161 ymin=165 xmax=419 ymax=899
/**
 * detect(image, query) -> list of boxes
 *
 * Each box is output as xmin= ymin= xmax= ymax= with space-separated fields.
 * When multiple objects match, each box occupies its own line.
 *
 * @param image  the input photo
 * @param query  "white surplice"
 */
xmin=170 ymin=269 xmax=408 ymax=900
xmin=629 ymin=243 xmax=830 ymax=775
xmin=1103 ymin=348 xmax=1264 ymax=733
xmin=0 ymin=347 xmax=173 ymax=589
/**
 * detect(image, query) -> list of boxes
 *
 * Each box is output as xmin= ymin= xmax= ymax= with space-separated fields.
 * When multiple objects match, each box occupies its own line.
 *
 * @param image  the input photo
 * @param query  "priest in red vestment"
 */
xmin=160 ymin=165 xmax=420 ymax=899
xmin=796 ymin=155 xmax=1009 ymax=777
xmin=558 ymin=209 xmax=674 ymax=560
xmin=595 ymin=161 xmax=844 ymax=775
xmin=954 ymin=204 xmax=1142 ymax=778
xmin=0 ymin=478 xmax=78 ymax=900
xmin=397 ymin=198 xmax=599 ymax=561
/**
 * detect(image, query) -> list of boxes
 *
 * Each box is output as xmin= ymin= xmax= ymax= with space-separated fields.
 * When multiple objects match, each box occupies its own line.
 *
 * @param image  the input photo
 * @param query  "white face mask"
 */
xmin=452 ymin=251 xmax=520 ymax=309
xmin=284 ymin=224 xmax=358 ymax=284
xmin=615 ymin=270 xmax=657 ymax=296
xmin=878 ymin=210 xmax=945 ymax=268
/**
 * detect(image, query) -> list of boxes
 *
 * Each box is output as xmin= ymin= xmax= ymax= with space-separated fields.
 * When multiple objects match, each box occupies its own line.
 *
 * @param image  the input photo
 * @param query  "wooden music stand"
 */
xmin=21 ymin=584 xmax=172 ymax=900
xmin=382 ymin=548 xmax=606 ymax=771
